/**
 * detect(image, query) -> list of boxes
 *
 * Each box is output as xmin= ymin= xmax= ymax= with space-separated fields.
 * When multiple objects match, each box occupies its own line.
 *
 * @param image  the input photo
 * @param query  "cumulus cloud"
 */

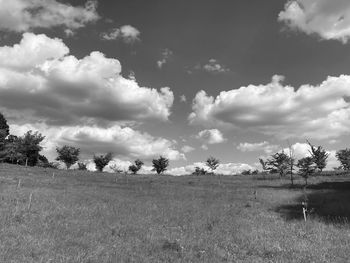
xmin=168 ymin=162 xmax=255 ymax=176
xmin=279 ymin=0 xmax=350 ymax=43
xmin=101 ymin=25 xmax=140 ymax=43
xmin=157 ymin=48 xmax=173 ymax=69
xmin=191 ymin=59 xmax=229 ymax=74
xmin=0 ymin=0 xmax=99 ymax=32
xmin=237 ymin=141 xmax=280 ymax=154
xmin=179 ymin=94 xmax=187 ymax=103
xmin=196 ymin=129 xmax=226 ymax=146
xmin=0 ymin=33 xmax=174 ymax=126
xmin=189 ymin=75 xmax=350 ymax=139
xmin=181 ymin=145 xmax=195 ymax=153
xmin=9 ymin=123 xmax=185 ymax=162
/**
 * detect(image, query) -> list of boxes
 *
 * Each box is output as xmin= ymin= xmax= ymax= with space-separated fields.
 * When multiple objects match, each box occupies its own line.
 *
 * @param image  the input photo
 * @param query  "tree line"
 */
xmin=2 ymin=112 xmax=350 ymax=177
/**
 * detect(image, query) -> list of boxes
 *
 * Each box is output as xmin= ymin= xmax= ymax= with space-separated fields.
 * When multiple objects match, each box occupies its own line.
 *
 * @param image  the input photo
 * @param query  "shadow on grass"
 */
xmin=266 ymin=181 xmax=350 ymax=223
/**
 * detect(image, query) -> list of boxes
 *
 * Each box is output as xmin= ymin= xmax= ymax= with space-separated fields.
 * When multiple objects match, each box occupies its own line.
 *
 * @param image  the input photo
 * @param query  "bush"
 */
xmin=192 ymin=166 xmax=207 ymax=176
xmin=93 ymin=153 xmax=113 ymax=172
xmin=77 ymin=162 xmax=87 ymax=171
xmin=152 ymin=156 xmax=169 ymax=174
xmin=128 ymin=159 xmax=144 ymax=174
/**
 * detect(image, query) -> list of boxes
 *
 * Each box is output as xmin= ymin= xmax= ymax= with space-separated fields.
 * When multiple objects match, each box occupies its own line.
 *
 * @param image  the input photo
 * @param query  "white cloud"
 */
xmin=9 ymin=123 xmax=185 ymax=162
xmin=0 ymin=32 xmax=69 ymax=69
xmin=101 ymin=25 xmax=140 ymax=43
xmin=0 ymin=33 xmax=174 ymax=125
xmin=279 ymin=0 xmax=350 ymax=43
xmin=0 ymin=0 xmax=99 ymax=32
xmin=157 ymin=48 xmax=173 ymax=69
xmin=189 ymin=75 xmax=350 ymax=140
xmin=237 ymin=141 xmax=280 ymax=154
xmin=179 ymin=94 xmax=187 ymax=103
xmin=181 ymin=145 xmax=195 ymax=153
xmin=196 ymin=129 xmax=226 ymax=145
xmin=168 ymin=162 xmax=255 ymax=176
xmin=192 ymin=59 xmax=229 ymax=74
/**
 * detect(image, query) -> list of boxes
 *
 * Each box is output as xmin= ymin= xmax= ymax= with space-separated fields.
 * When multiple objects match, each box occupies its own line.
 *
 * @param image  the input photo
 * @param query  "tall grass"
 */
xmin=0 ymin=163 xmax=349 ymax=262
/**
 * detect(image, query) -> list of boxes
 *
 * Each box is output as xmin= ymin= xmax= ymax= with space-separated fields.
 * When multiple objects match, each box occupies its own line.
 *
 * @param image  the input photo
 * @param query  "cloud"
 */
xmin=0 ymin=0 xmax=99 ymax=32
xmin=101 ymin=25 xmax=140 ymax=43
xmin=9 ymin=123 xmax=185 ymax=162
xmin=189 ymin=75 xmax=350 ymax=139
xmin=0 ymin=33 xmax=174 ymax=126
xmin=181 ymin=145 xmax=195 ymax=153
xmin=157 ymin=48 xmax=173 ymax=69
xmin=237 ymin=141 xmax=280 ymax=154
xmin=196 ymin=129 xmax=226 ymax=146
xmin=168 ymin=162 xmax=255 ymax=176
xmin=191 ymin=59 xmax=230 ymax=74
xmin=279 ymin=0 xmax=350 ymax=43
xmin=179 ymin=94 xmax=187 ymax=103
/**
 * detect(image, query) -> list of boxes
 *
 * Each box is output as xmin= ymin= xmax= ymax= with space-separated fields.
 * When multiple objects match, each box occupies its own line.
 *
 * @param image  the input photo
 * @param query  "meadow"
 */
xmin=0 ymin=163 xmax=349 ymax=263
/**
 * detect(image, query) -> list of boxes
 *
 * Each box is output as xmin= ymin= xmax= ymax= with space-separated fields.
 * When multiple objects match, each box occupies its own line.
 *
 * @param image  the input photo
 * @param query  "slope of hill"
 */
xmin=0 ymin=164 xmax=349 ymax=262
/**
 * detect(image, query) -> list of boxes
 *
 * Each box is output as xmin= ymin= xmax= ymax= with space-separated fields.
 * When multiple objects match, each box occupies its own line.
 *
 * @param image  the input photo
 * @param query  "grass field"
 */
xmin=0 ymin=163 xmax=350 ymax=263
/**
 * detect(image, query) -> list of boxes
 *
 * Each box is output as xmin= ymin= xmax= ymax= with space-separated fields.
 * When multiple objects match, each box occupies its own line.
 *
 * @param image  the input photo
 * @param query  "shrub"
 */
xmin=192 ymin=166 xmax=207 ymax=176
xmin=93 ymin=153 xmax=113 ymax=172
xmin=77 ymin=162 xmax=87 ymax=170
xmin=152 ymin=156 xmax=169 ymax=174
xmin=206 ymin=156 xmax=220 ymax=174
xmin=128 ymin=159 xmax=144 ymax=174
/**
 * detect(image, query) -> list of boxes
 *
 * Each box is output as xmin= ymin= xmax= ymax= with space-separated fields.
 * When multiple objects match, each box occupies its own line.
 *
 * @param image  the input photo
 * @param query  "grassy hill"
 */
xmin=0 ymin=163 xmax=349 ymax=262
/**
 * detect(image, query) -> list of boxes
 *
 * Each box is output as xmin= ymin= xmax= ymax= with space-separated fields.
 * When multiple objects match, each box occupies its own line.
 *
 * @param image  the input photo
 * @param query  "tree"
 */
xmin=287 ymin=141 xmax=296 ymax=186
xmin=266 ymin=151 xmax=290 ymax=178
xmin=152 ymin=156 xmax=169 ymax=174
xmin=335 ymin=149 xmax=350 ymax=170
xmin=0 ymin=112 xmax=9 ymax=142
xmin=93 ymin=153 xmax=112 ymax=172
xmin=192 ymin=166 xmax=207 ymax=176
xmin=128 ymin=159 xmax=144 ymax=174
xmin=56 ymin=145 xmax=80 ymax=169
xmin=77 ymin=162 xmax=87 ymax=170
xmin=1 ymin=135 xmax=22 ymax=164
xmin=0 ymin=112 xmax=10 ymax=160
xmin=206 ymin=156 xmax=220 ymax=174
xmin=17 ymin=130 xmax=45 ymax=166
xmin=297 ymin=157 xmax=316 ymax=186
xmin=307 ymin=140 xmax=329 ymax=172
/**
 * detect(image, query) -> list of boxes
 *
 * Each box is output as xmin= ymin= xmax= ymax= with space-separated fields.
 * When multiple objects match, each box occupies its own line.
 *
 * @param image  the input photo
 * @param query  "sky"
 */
xmin=1 ymin=0 xmax=350 ymax=174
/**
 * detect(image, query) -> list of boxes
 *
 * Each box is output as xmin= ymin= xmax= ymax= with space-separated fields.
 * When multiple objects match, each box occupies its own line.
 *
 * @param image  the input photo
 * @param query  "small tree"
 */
xmin=128 ymin=159 xmax=144 ymax=174
xmin=0 ymin=113 xmax=10 ymax=160
xmin=94 ymin=153 xmax=113 ymax=172
xmin=17 ymin=130 xmax=45 ymax=166
xmin=56 ymin=145 xmax=80 ymax=169
xmin=335 ymin=149 xmax=350 ymax=170
xmin=287 ymin=141 xmax=296 ymax=186
xmin=152 ymin=156 xmax=169 ymax=174
xmin=206 ymin=156 xmax=220 ymax=174
xmin=0 ymin=112 xmax=9 ymax=142
xmin=77 ymin=162 xmax=87 ymax=171
xmin=192 ymin=166 xmax=207 ymax=176
xmin=297 ymin=157 xmax=316 ymax=186
xmin=307 ymin=140 xmax=329 ymax=172
xmin=266 ymin=151 xmax=290 ymax=178
xmin=2 ymin=135 xmax=22 ymax=164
